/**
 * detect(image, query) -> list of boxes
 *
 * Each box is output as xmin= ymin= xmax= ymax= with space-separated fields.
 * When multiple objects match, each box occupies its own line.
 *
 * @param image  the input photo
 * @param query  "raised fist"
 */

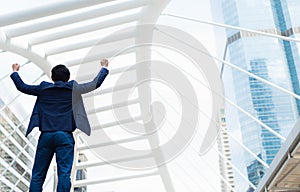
xmin=12 ymin=63 xmax=20 ymax=72
xmin=100 ymin=59 xmax=109 ymax=67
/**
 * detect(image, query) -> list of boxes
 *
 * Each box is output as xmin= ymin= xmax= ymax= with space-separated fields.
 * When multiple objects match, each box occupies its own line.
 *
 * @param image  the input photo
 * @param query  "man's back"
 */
xmin=10 ymin=66 xmax=109 ymax=136
xmin=38 ymin=81 xmax=75 ymax=132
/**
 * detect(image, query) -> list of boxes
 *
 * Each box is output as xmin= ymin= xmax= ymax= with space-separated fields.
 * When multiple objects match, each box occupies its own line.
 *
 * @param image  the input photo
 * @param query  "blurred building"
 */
xmin=217 ymin=0 xmax=300 ymax=190
xmin=246 ymin=154 xmax=265 ymax=192
xmin=0 ymin=98 xmax=36 ymax=192
xmin=217 ymin=109 xmax=235 ymax=192
xmin=248 ymin=59 xmax=282 ymax=165
xmin=74 ymin=153 xmax=88 ymax=192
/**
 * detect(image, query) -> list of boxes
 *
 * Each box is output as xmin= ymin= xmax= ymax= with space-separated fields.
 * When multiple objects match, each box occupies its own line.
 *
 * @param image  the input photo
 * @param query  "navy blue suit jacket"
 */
xmin=10 ymin=68 xmax=109 ymax=137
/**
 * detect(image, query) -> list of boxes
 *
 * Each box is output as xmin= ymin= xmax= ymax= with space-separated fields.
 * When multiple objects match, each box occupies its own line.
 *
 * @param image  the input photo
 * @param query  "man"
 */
xmin=10 ymin=59 xmax=109 ymax=192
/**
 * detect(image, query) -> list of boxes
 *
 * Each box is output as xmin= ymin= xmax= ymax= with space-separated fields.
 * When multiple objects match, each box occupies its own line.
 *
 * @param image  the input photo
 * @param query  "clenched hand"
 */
xmin=12 ymin=63 xmax=20 ymax=72
xmin=100 ymin=59 xmax=109 ymax=67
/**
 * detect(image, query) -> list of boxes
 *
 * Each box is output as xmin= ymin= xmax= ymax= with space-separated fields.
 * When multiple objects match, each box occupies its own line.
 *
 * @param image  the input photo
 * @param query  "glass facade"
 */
xmin=220 ymin=0 xmax=300 ymax=190
xmin=0 ymin=105 xmax=35 ymax=192
xmin=74 ymin=153 xmax=87 ymax=192
xmin=246 ymin=154 xmax=264 ymax=192
xmin=0 ymin=57 xmax=41 ymax=191
xmin=248 ymin=59 xmax=282 ymax=164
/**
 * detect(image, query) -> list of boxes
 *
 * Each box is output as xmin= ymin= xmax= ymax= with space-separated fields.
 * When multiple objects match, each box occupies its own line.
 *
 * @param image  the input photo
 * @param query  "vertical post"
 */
xmin=53 ymin=166 xmax=57 ymax=192
xmin=135 ymin=1 xmax=174 ymax=191
xmin=135 ymin=23 xmax=175 ymax=192
xmin=70 ymin=131 xmax=79 ymax=192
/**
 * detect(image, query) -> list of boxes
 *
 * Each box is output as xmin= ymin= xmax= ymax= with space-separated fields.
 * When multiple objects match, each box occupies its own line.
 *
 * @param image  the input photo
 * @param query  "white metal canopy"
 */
xmin=0 ymin=0 xmax=174 ymax=191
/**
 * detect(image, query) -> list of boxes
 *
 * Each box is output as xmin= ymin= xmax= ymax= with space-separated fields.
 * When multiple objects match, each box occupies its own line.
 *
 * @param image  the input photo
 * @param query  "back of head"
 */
xmin=51 ymin=64 xmax=70 ymax=82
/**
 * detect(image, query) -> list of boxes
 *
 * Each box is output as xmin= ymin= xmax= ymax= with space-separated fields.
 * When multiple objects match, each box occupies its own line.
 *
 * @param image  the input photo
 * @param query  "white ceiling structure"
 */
xmin=0 ymin=0 xmax=177 ymax=191
xmin=0 ymin=0 xmax=168 ymax=74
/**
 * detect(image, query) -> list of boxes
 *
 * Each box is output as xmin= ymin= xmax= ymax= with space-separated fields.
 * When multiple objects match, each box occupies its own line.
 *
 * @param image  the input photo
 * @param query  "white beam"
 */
xmin=225 ymin=97 xmax=286 ymax=141
xmin=161 ymin=14 xmax=300 ymax=43
xmin=134 ymin=0 xmax=175 ymax=191
xmin=73 ymin=171 xmax=158 ymax=187
xmin=156 ymin=27 xmax=300 ymax=101
xmin=75 ymin=154 xmax=152 ymax=169
xmin=213 ymin=145 xmax=256 ymax=189
xmin=92 ymin=116 xmax=142 ymax=131
xmin=0 ymin=31 xmax=51 ymax=76
xmin=5 ymin=0 xmax=149 ymax=38
xmin=71 ymin=132 xmax=79 ymax=191
xmin=29 ymin=13 xmax=141 ymax=45
xmin=109 ymin=65 xmax=137 ymax=75
xmin=0 ymin=130 xmax=40 ymax=181
xmin=0 ymin=71 xmax=44 ymax=113
xmin=0 ymin=0 xmax=114 ymax=27
xmin=77 ymin=136 xmax=146 ymax=151
xmin=154 ymin=47 xmax=286 ymax=153
xmin=221 ymin=125 xmax=270 ymax=168
xmin=76 ymin=65 xmax=137 ymax=82
xmin=83 ymin=82 xmax=136 ymax=97
xmin=0 ymin=60 xmax=31 ymax=82
xmin=46 ymin=29 xmax=135 ymax=56
xmin=87 ymin=99 xmax=139 ymax=114
xmin=65 ymin=47 xmax=134 ymax=67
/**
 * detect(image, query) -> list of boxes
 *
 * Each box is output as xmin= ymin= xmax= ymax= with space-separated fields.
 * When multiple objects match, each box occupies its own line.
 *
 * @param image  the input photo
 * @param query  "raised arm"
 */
xmin=10 ymin=63 xmax=41 ymax=96
xmin=73 ymin=59 xmax=109 ymax=94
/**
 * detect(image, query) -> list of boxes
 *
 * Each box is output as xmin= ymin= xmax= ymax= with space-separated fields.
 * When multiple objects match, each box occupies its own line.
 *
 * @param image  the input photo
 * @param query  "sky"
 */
xmin=0 ymin=0 xmax=233 ymax=192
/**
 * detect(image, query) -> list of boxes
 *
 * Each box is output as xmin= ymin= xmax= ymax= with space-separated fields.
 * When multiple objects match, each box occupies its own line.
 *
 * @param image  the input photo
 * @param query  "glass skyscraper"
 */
xmin=219 ymin=0 xmax=300 ymax=190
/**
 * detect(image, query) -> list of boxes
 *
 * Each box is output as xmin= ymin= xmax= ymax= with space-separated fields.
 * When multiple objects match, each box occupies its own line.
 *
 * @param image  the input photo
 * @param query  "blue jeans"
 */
xmin=29 ymin=131 xmax=75 ymax=192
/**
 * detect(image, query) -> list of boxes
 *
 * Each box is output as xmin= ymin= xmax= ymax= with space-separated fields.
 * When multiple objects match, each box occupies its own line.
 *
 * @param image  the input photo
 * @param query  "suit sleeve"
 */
xmin=10 ymin=72 xmax=41 ymax=96
xmin=73 ymin=67 xmax=109 ymax=94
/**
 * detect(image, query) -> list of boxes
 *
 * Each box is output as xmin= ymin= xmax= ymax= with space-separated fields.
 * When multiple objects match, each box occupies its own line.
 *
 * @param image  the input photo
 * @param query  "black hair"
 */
xmin=51 ymin=64 xmax=70 ymax=82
